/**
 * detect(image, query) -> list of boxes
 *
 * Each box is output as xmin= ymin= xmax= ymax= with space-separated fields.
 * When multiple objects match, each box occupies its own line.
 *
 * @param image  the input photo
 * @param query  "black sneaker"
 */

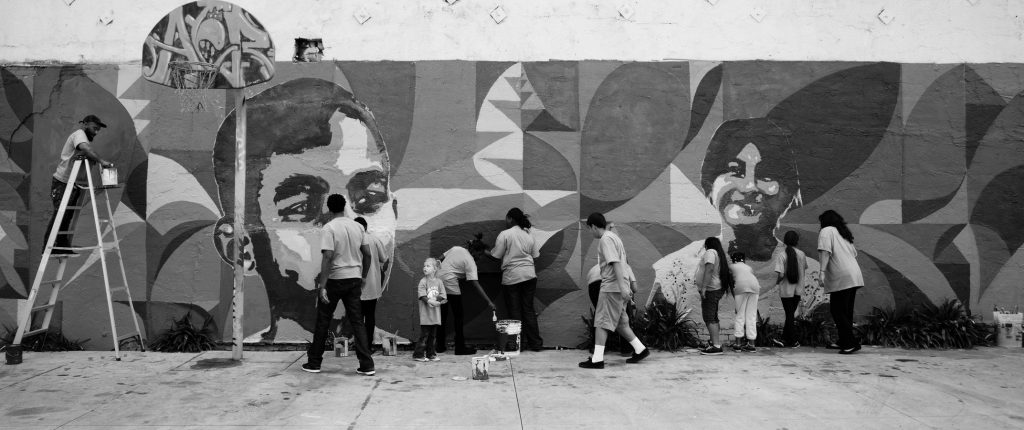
xmin=838 ymin=344 xmax=861 ymax=355
xmin=626 ymin=348 xmax=649 ymax=363
xmin=699 ymin=345 xmax=723 ymax=355
xmin=300 ymin=363 xmax=321 ymax=373
xmin=789 ymin=342 xmax=801 ymax=348
xmin=731 ymin=342 xmax=743 ymax=352
xmin=356 ymin=367 xmax=376 ymax=376
xmin=578 ymin=358 xmax=605 ymax=369
xmin=825 ymin=343 xmax=841 ymax=350
xmin=741 ymin=343 xmax=757 ymax=353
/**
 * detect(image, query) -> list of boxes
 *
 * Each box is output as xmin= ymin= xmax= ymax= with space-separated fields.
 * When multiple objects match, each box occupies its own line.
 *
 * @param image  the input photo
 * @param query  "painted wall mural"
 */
xmin=1 ymin=61 xmax=1023 ymax=349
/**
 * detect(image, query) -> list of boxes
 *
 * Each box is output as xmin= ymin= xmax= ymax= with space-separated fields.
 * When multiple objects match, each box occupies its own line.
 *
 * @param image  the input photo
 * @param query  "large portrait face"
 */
xmin=702 ymin=119 xmax=799 ymax=260
xmin=258 ymin=110 xmax=395 ymax=289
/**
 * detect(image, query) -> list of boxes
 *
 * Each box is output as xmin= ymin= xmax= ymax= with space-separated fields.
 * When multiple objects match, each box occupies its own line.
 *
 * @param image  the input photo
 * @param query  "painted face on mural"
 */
xmin=702 ymin=119 xmax=799 ymax=261
xmin=258 ymin=110 xmax=396 ymax=290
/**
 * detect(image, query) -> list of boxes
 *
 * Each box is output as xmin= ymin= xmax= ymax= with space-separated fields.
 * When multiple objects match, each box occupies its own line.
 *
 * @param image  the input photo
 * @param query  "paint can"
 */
xmin=993 ymin=312 xmax=1023 ymax=348
xmin=381 ymin=335 xmax=398 ymax=356
xmin=101 ymin=167 xmax=118 ymax=186
xmin=471 ymin=356 xmax=489 ymax=380
xmin=495 ymin=319 xmax=521 ymax=357
xmin=334 ymin=338 xmax=349 ymax=357
xmin=4 ymin=344 xmax=22 ymax=365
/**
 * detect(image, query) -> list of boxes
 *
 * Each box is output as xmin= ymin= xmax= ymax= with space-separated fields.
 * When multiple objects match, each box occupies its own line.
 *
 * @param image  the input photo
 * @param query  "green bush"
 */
xmin=579 ymin=300 xmax=702 ymax=352
xmin=149 ymin=312 xmax=217 ymax=352
xmin=857 ymin=299 xmax=993 ymax=349
xmin=0 ymin=325 xmax=87 ymax=352
xmin=754 ymin=304 xmax=836 ymax=347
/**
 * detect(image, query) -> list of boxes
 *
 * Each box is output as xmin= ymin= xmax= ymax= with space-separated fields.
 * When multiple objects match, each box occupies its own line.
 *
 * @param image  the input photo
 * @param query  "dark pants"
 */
xmin=361 ymin=299 xmax=377 ymax=346
xmin=438 ymin=292 xmax=466 ymax=351
xmin=413 ymin=325 xmax=437 ymax=358
xmin=307 ymin=278 xmax=373 ymax=370
xmin=44 ymin=178 xmax=81 ymax=249
xmin=829 ymin=287 xmax=860 ymax=350
xmin=781 ymin=296 xmax=801 ymax=345
xmin=503 ymin=278 xmax=543 ymax=349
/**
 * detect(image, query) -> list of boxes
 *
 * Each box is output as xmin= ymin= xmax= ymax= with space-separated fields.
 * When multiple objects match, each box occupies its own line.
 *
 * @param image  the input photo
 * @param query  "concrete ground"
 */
xmin=0 ymin=346 xmax=1021 ymax=429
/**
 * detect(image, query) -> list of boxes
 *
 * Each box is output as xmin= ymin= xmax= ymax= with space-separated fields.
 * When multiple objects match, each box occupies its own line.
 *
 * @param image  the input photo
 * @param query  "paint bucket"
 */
xmin=471 ymin=356 xmax=489 ymax=380
xmin=381 ymin=335 xmax=398 ymax=356
xmin=495 ymin=319 xmax=521 ymax=357
xmin=4 ymin=344 xmax=22 ymax=365
xmin=993 ymin=312 xmax=1023 ymax=348
xmin=334 ymin=338 xmax=349 ymax=357
xmin=100 ymin=167 xmax=118 ymax=186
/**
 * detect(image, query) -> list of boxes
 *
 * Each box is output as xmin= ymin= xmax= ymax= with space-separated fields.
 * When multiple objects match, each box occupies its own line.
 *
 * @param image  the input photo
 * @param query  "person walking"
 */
xmin=45 ymin=115 xmax=114 ymax=255
xmin=437 ymin=234 xmax=497 ymax=355
xmin=579 ymin=212 xmax=649 ymax=369
xmin=773 ymin=230 xmax=807 ymax=348
xmin=697 ymin=237 xmax=733 ymax=356
xmin=353 ymin=217 xmax=390 ymax=351
xmin=489 ymin=208 xmax=543 ymax=351
xmin=817 ymin=210 xmax=864 ymax=355
xmin=302 ymin=194 xmax=375 ymax=375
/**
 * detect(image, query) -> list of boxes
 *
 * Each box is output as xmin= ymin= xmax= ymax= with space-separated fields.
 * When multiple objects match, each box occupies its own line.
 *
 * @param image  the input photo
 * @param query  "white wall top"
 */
xmin=1 ymin=0 xmax=1022 ymax=63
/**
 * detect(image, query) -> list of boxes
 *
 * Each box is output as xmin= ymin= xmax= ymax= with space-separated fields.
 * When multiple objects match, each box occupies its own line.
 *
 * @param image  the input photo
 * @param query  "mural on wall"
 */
xmin=142 ymin=1 xmax=275 ymax=89
xmin=1 ymin=60 xmax=1023 ymax=349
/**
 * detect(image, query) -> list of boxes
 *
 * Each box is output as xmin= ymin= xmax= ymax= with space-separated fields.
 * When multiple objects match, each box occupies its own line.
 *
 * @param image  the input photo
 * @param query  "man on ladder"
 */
xmin=5 ymin=114 xmax=143 ymax=365
xmin=44 ymin=114 xmax=114 ymax=254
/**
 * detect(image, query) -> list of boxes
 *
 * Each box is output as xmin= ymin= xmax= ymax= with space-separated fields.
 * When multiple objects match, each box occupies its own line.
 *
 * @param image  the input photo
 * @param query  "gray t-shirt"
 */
xmin=817 ymin=226 xmax=864 ymax=293
xmin=597 ymin=231 xmax=629 ymax=293
xmin=417 ymin=277 xmax=446 ymax=325
xmin=439 ymin=246 xmax=479 ymax=295
xmin=360 ymin=232 xmax=390 ymax=300
xmin=490 ymin=226 xmax=538 ymax=285
xmin=320 ymin=217 xmax=368 ymax=280
xmin=700 ymin=249 xmax=722 ymax=291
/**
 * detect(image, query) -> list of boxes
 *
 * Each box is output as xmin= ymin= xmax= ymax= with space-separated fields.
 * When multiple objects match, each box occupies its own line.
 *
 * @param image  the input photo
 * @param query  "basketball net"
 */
xmin=168 ymin=61 xmax=218 ymax=113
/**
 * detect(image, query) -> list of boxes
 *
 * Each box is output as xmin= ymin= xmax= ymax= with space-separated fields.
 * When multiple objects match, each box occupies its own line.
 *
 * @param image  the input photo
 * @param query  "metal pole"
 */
xmin=232 ymin=89 xmax=246 ymax=360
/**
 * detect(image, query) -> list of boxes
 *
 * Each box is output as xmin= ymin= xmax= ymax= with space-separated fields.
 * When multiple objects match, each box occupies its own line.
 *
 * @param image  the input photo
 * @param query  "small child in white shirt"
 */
xmin=414 ymin=258 xmax=447 ymax=362
xmin=729 ymin=252 xmax=760 ymax=352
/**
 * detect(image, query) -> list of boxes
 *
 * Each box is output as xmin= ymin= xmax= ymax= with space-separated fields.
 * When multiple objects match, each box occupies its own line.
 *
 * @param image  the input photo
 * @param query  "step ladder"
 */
xmin=9 ymin=157 xmax=145 ymax=363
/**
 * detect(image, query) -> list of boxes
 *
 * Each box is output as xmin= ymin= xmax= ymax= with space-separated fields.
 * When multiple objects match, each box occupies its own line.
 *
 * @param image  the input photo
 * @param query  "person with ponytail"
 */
xmin=773 ymin=230 xmax=807 ymax=348
xmin=817 ymin=210 xmax=864 ymax=354
xmin=698 ymin=237 xmax=733 ymax=355
xmin=489 ymin=208 xmax=544 ymax=351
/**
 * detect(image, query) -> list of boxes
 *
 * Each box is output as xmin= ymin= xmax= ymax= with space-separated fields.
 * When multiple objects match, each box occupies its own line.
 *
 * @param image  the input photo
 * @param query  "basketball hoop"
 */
xmin=168 ymin=61 xmax=218 ymax=112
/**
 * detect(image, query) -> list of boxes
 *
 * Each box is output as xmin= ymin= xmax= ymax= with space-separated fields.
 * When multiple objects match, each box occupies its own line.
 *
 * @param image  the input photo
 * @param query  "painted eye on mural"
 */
xmin=346 ymin=170 xmax=389 ymax=215
xmin=727 ymin=161 xmax=744 ymax=176
xmin=274 ymin=174 xmax=330 ymax=222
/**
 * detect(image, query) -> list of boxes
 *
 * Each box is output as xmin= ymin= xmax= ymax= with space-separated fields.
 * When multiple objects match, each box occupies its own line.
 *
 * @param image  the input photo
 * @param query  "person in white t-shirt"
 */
xmin=729 ymin=252 xmax=760 ymax=352
xmin=44 ymin=115 xmax=114 ymax=255
xmin=817 ymin=210 xmax=864 ymax=355
xmin=489 ymin=208 xmax=543 ymax=351
xmin=773 ymin=230 xmax=807 ymax=348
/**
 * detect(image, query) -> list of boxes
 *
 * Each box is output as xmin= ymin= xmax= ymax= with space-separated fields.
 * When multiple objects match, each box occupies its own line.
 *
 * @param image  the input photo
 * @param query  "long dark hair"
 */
xmin=506 ymin=207 xmax=532 ymax=230
xmin=703 ymin=237 xmax=733 ymax=290
xmin=818 ymin=210 xmax=853 ymax=243
xmin=783 ymin=230 xmax=800 ymax=284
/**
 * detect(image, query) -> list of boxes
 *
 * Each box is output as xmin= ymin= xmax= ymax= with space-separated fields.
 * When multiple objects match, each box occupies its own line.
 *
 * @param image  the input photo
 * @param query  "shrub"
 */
xmin=632 ymin=300 xmax=702 ymax=351
xmin=0 ymin=325 xmax=88 ymax=352
xmin=858 ymin=299 xmax=993 ymax=349
xmin=754 ymin=304 xmax=836 ymax=347
xmin=149 ymin=312 xmax=217 ymax=352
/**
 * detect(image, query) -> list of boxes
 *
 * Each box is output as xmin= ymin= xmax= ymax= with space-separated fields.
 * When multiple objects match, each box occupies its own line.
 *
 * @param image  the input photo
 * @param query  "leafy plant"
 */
xmin=632 ymin=300 xmax=702 ymax=351
xmin=857 ymin=299 xmax=993 ymax=349
xmin=0 ymin=325 xmax=88 ymax=352
xmin=754 ymin=313 xmax=781 ymax=347
xmin=149 ymin=312 xmax=217 ymax=352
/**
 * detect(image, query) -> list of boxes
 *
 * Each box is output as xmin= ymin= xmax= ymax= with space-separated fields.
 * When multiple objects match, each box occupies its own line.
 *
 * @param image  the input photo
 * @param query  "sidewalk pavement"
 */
xmin=0 ymin=346 xmax=1021 ymax=429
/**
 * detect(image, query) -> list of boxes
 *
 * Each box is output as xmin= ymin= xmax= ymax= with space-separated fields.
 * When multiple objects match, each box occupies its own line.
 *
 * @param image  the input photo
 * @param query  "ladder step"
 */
xmin=31 ymin=303 xmax=56 ymax=313
xmin=109 ymin=285 xmax=128 ymax=293
xmin=23 ymin=328 xmax=49 ymax=338
xmin=65 ymin=205 xmax=86 ymax=210
xmin=40 ymin=278 xmax=64 ymax=285
xmin=51 ymin=245 xmax=101 ymax=251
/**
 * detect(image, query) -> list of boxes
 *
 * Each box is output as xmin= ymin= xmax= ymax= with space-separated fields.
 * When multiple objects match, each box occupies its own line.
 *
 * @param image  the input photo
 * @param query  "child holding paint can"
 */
xmin=414 ymin=258 xmax=447 ymax=362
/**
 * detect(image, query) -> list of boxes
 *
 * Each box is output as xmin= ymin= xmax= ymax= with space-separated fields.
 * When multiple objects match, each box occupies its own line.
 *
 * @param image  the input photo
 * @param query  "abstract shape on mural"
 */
xmin=580 ymin=62 xmax=690 ymax=214
xmin=142 ymin=1 xmax=275 ymax=89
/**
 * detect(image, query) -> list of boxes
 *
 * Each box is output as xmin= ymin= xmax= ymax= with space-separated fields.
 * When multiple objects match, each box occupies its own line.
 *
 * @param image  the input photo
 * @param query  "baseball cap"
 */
xmin=80 ymin=115 xmax=107 ymax=128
